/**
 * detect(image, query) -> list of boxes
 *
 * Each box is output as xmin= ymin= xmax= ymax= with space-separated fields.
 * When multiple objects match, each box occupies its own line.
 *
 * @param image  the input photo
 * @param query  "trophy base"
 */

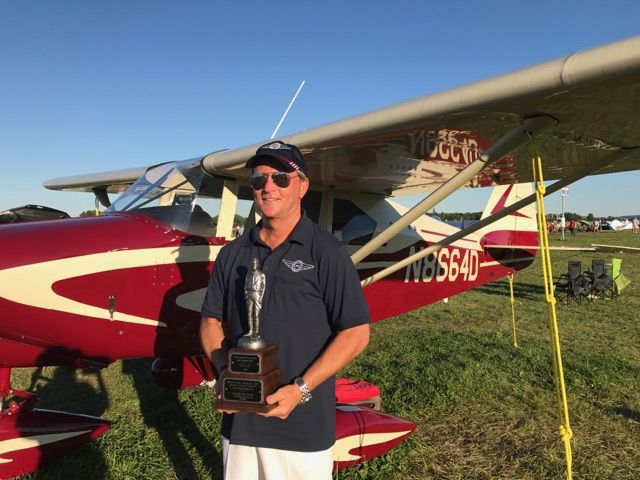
xmin=214 ymin=399 xmax=277 ymax=414
xmin=237 ymin=336 xmax=268 ymax=350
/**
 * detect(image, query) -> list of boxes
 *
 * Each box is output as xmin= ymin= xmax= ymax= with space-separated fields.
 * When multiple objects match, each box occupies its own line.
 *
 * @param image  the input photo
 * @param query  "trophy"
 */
xmin=215 ymin=258 xmax=282 ymax=413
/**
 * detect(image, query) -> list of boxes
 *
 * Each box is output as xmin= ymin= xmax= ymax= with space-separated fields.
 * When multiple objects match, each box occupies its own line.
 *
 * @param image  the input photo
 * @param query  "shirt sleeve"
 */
xmin=200 ymin=246 xmax=228 ymax=320
xmin=319 ymin=243 xmax=371 ymax=331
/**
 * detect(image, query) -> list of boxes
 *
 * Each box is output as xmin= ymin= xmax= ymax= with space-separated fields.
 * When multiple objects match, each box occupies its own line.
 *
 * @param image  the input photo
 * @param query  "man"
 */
xmin=200 ymin=141 xmax=370 ymax=479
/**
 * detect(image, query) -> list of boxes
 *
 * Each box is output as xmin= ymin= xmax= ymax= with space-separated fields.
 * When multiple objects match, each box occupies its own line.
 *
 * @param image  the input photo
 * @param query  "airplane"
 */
xmin=1 ymin=35 xmax=639 ymax=478
xmin=0 ymin=205 xmax=69 ymax=225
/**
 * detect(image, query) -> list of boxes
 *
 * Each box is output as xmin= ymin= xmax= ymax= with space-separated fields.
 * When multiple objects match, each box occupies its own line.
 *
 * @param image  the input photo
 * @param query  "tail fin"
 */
xmin=476 ymin=183 xmax=538 ymax=245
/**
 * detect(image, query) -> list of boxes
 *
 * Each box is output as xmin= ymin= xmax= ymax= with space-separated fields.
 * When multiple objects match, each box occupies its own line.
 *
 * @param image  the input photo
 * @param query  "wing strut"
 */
xmin=360 ymin=147 xmax=638 ymax=287
xmin=351 ymin=116 xmax=557 ymax=265
xmin=92 ymin=187 xmax=112 ymax=208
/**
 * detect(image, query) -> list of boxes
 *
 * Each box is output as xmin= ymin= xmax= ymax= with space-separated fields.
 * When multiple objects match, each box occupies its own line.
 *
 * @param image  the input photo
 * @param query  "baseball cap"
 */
xmin=245 ymin=141 xmax=308 ymax=174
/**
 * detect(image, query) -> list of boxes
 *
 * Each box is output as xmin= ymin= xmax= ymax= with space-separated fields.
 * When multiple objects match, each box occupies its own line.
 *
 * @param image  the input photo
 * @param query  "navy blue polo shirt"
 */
xmin=201 ymin=214 xmax=370 ymax=452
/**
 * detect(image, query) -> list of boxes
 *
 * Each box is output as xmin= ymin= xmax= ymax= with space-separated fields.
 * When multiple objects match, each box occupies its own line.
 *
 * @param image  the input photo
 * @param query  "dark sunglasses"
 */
xmin=250 ymin=171 xmax=298 ymax=190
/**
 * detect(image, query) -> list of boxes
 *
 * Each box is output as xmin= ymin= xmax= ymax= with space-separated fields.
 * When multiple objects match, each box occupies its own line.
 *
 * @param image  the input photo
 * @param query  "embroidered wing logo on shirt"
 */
xmin=282 ymin=259 xmax=315 ymax=273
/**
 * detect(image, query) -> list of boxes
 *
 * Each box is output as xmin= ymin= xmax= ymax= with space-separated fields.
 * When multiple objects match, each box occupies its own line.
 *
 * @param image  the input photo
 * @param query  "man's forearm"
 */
xmin=200 ymin=316 xmax=228 ymax=372
xmin=261 ymin=323 xmax=370 ymax=419
xmin=302 ymin=323 xmax=370 ymax=392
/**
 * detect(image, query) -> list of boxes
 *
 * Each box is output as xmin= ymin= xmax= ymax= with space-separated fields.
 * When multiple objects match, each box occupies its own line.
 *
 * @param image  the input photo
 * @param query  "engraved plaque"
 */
xmin=230 ymin=354 xmax=260 ymax=374
xmin=216 ymin=368 xmax=282 ymax=413
xmin=223 ymin=378 xmax=263 ymax=403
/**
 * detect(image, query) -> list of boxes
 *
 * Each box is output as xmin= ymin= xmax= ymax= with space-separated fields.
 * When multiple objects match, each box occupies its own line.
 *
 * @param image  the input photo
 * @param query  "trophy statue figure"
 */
xmin=238 ymin=257 xmax=267 ymax=349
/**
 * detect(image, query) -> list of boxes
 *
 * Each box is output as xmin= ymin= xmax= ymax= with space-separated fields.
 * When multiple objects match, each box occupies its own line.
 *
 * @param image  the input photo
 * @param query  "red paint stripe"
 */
xmin=490 ymin=184 xmax=531 ymax=219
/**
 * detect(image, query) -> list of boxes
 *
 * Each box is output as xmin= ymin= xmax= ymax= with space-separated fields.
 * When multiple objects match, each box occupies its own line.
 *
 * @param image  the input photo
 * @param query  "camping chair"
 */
xmin=555 ymin=260 xmax=590 ymax=304
xmin=585 ymin=259 xmax=614 ymax=299
xmin=611 ymin=258 xmax=631 ymax=295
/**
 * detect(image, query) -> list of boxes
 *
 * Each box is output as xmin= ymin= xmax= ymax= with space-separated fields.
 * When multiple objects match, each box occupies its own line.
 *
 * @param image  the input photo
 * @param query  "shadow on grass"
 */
xmin=124 ymin=235 xmax=220 ymax=477
xmin=473 ymin=281 xmax=546 ymax=299
xmin=605 ymin=404 xmax=640 ymax=423
xmin=122 ymin=359 xmax=218 ymax=479
xmin=24 ymin=363 xmax=109 ymax=479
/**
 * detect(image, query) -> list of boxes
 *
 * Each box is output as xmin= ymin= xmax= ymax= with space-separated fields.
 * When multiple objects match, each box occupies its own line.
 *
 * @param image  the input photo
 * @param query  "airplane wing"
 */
xmin=46 ymin=36 xmax=640 ymax=197
xmin=202 ymin=35 xmax=640 ymax=196
xmin=44 ymin=166 xmax=147 ymax=194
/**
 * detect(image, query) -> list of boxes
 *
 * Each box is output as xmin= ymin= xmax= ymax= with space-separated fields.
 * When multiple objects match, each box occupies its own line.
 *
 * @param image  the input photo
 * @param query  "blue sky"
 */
xmin=1 ymin=1 xmax=639 ymax=217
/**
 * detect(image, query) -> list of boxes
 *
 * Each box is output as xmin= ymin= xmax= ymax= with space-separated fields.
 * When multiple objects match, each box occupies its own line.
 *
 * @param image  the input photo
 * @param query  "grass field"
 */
xmin=13 ymin=231 xmax=640 ymax=479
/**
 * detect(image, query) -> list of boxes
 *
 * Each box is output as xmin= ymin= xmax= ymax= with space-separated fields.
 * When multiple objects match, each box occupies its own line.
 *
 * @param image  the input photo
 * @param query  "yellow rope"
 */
xmin=507 ymin=273 xmax=519 ymax=349
xmin=533 ymin=156 xmax=573 ymax=480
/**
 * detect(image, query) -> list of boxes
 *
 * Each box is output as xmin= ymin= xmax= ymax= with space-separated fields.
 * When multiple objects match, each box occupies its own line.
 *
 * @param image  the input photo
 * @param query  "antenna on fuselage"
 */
xmin=270 ymin=80 xmax=305 ymax=139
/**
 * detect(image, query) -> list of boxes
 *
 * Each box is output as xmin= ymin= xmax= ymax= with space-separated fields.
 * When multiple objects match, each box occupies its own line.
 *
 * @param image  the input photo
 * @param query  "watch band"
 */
xmin=294 ymin=377 xmax=312 ymax=404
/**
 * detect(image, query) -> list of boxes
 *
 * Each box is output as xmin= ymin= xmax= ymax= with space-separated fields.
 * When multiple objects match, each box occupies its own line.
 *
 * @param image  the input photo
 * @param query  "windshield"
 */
xmin=109 ymin=159 xmax=203 ymax=212
xmin=108 ymin=158 xmax=221 ymax=236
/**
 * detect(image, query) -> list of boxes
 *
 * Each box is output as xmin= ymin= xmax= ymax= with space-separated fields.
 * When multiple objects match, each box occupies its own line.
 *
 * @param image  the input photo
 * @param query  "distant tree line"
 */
xmin=546 ymin=212 xmax=613 ymax=222
xmin=432 ymin=211 xmax=623 ymax=223
xmin=80 ymin=207 xmax=620 ymax=224
xmin=212 ymin=214 xmax=246 ymax=227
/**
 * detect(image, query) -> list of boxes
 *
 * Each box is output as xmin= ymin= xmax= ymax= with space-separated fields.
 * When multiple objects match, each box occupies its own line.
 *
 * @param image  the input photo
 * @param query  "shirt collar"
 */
xmin=288 ymin=214 xmax=313 ymax=245
xmin=243 ymin=213 xmax=313 ymax=248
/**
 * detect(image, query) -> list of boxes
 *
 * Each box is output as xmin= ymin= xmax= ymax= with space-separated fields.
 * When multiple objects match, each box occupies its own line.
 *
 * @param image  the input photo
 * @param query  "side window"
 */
xmin=231 ymin=185 xmax=255 ymax=237
xmin=302 ymin=190 xmax=322 ymax=224
xmin=201 ymin=180 xmax=252 ymax=239
xmin=191 ymin=174 xmax=223 ymax=237
xmin=332 ymin=198 xmax=376 ymax=245
xmin=191 ymin=197 xmax=220 ymax=237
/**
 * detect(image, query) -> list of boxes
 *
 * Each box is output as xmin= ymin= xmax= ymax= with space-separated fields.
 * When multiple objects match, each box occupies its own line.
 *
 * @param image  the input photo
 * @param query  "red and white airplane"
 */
xmin=1 ymin=36 xmax=640 ymax=478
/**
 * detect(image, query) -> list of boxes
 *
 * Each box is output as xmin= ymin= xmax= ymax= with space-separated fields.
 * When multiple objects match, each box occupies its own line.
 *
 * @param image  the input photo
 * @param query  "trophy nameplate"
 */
xmin=229 ymin=345 xmax=278 ymax=375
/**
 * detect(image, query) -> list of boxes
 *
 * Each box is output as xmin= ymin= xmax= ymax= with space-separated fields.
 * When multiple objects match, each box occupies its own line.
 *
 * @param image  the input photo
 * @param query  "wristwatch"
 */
xmin=294 ymin=377 xmax=312 ymax=405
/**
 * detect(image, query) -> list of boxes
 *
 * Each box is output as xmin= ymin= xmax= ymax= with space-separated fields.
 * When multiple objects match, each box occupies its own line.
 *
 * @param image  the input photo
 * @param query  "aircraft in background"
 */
xmin=0 ymin=205 xmax=69 ymax=224
xmin=1 ymin=35 xmax=639 ymax=477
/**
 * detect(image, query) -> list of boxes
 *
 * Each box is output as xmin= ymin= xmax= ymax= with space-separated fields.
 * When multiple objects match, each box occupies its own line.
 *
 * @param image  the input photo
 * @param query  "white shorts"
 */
xmin=221 ymin=436 xmax=333 ymax=480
